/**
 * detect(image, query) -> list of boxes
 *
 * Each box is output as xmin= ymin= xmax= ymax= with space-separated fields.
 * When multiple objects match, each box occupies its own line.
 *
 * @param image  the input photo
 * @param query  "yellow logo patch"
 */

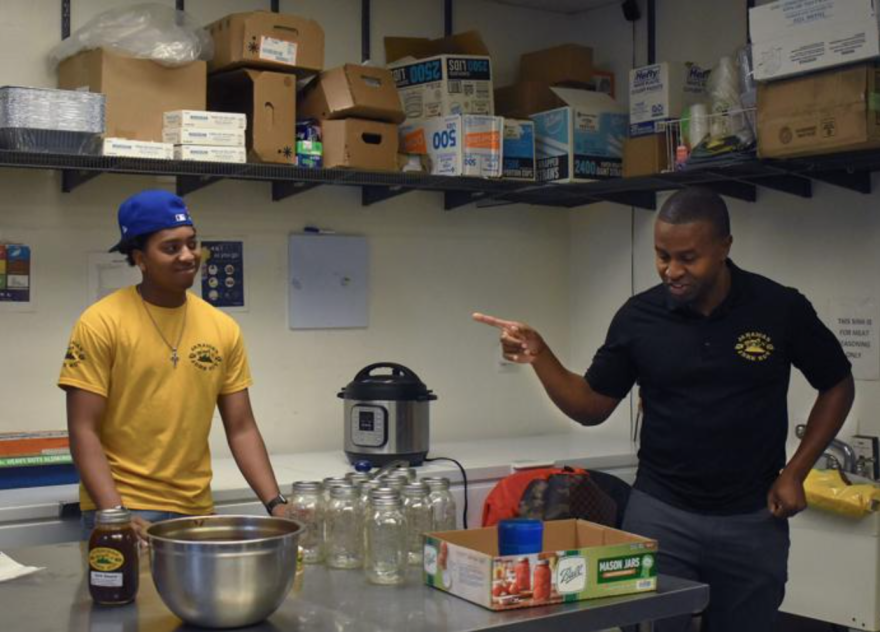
xmin=735 ymin=332 xmax=775 ymax=362
xmin=89 ymin=547 xmax=124 ymax=572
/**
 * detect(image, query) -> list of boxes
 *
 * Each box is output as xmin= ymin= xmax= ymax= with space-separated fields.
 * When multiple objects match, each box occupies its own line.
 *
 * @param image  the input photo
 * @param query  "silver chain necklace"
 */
xmin=138 ymin=286 xmax=188 ymax=369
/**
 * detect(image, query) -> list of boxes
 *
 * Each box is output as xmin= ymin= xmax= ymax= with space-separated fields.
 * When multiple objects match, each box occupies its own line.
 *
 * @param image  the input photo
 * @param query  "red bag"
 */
xmin=481 ymin=467 xmax=588 ymax=527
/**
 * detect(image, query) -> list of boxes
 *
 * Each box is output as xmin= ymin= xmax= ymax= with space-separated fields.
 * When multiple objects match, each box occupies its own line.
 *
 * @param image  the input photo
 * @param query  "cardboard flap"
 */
xmin=385 ymin=30 xmax=489 ymax=63
xmin=550 ymin=87 xmax=625 ymax=112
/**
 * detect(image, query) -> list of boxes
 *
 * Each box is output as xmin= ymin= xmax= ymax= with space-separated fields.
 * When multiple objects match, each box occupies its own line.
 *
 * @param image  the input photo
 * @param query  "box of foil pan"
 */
xmin=502 ymin=119 xmax=535 ymax=181
xmin=174 ymin=145 xmax=247 ymax=163
xmin=163 ymin=110 xmax=247 ymax=130
xmin=103 ymin=138 xmax=174 ymax=160
xmin=162 ymin=128 xmax=245 ymax=147
xmin=0 ymin=86 xmax=104 ymax=154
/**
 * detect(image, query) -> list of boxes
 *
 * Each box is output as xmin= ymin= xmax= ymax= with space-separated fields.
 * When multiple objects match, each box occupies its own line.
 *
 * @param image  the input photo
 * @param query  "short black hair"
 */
xmin=116 ymin=234 xmax=151 ymax=267
xmin=658 ymin=187 xmax=730 ymax=239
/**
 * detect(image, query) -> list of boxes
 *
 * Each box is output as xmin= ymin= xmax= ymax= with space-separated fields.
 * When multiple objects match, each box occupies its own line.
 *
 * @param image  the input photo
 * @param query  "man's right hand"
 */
xmin=472 ymin=313 xmax=546 ymax=364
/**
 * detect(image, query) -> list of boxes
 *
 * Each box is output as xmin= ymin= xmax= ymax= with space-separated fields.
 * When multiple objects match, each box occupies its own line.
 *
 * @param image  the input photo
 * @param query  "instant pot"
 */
xmin=338 ymin=362 xmax=437 ymax=466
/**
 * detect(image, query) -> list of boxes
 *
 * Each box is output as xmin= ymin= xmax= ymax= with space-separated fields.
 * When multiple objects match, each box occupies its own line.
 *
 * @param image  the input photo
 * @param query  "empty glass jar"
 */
xmin=364 ymin=488 xmax=408 ymax=585
xmin=289 ymin=481 xmax=324 ymax=564
xmin=325 ymin=483 xmax=363 ymax=569
xmin=423 ymin=477 xmax=457 ymax=531
xmin=402 ymin=482 xmax=433 ymax=566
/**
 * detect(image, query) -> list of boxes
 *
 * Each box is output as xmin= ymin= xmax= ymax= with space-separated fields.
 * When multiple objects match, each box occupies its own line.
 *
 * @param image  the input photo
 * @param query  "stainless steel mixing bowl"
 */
xmin=147 ymin=515 xmax=304 ymax=628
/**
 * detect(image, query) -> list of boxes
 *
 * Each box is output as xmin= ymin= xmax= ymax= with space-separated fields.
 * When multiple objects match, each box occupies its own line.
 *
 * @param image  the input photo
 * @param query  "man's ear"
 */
xmin=132 ymin=249 xmax=146 ymax=273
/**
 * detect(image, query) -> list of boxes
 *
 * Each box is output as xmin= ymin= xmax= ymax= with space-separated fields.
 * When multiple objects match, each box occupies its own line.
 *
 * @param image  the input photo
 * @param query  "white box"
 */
xmin=173 ymin=145 xmax=247 ymax=163
xmin=531 ymin=88 xmax=627 ymax=184
xmin=163 ymin=128 xmax=246 ymax=147
xmin=628 ymin=62 xmax=709 ymax=137
xmin=750 ymin=0 xmax=880 ymax=82
xmin=389 ymin=55 xmax=493 ymax=123
xmin=502 ymin=119 xmax=536 ymax=181
xmin=163 ymin=110 xmax=247 ymax=130
xmin=102 ymin=138 xmax=174 ymax=160
xmin=400 ymin=115 xmax=503 ymax=178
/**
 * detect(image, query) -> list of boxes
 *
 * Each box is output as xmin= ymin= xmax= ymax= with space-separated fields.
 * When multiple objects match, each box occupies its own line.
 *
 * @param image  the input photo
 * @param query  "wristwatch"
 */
xmin=264 ymin=494 xmax=289 ymax=515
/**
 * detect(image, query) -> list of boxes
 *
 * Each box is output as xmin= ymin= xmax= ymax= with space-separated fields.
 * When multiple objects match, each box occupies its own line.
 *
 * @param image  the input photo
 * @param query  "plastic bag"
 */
xmin=804 ymin=468 xmax=880 ymax=519
xmin=707 ymin=55 xmax=753 ymax=144
xmin=49 ymin=3 xmax=213 ymax=68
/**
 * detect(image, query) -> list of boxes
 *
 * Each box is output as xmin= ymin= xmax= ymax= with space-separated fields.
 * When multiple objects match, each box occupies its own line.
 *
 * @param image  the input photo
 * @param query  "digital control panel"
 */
xmin=350 ymin=405 xmax=388 ymax=448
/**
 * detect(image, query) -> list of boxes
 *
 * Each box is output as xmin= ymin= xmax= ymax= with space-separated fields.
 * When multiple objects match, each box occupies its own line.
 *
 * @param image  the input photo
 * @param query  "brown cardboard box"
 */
xmin=494 ymin=82 xmax=566 ymax=119
xmin=520 ymin=44 xmax=593 ymax=87
xmin=758 ymin=63 xmax=880 ymax=159
xmin=208 ymin=69 xmax=296 ymax=164
xmin=206 ymin=11 xmax=324 ymax=75
xmin=57 ymin=48 xmax=206 ymax=142
xmin=623 ymin=134 xmax=668 ymax=177
xmin=384 ymin=30 xmax=490 ymax=64
xmin=298 ymin=64 xmax=404 ymax=123
xmin=322 ymin=119 xmax=398 ymax=171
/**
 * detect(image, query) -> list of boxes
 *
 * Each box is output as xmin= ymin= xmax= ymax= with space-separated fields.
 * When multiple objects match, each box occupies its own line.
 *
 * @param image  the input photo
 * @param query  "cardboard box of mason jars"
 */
xmin=423 ymin=519 xmax=658 ymax=611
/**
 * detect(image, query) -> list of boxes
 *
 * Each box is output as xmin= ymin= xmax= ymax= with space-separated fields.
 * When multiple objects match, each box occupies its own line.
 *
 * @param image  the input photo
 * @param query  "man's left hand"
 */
xmin=767 ymin=472 xmax=807 ymax=519
xmin=270 ymin=503 xmax=290 ymax=519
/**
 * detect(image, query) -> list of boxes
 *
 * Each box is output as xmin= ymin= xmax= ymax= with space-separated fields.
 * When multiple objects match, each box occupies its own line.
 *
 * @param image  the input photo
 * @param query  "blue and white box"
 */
xmin=502 ymin=119 xmax=536 ymax=181
xmin=531 ymin=88 xmax=627 ymax=184
xmin=401 ymin=114 xmax=503 ymax=178
xmin=628 ymin=62 xmax=709 ymax=137
xmin=389 ymin=54 xmax=494 ymax=123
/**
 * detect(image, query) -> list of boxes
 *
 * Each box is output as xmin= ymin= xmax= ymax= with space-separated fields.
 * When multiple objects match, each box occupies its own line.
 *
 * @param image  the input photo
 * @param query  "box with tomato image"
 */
xmin=422 ymin=519 xmax=657 ymax=611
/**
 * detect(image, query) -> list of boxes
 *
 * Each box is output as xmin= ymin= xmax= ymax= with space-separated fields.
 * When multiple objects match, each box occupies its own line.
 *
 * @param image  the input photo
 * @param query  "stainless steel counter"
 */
xmin=2 ymin=541 xmax=708 ymax=631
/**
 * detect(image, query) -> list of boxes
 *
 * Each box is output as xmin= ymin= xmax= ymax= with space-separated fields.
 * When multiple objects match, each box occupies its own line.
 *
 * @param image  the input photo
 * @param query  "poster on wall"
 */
xmin=201 ymin=241 xmax=246 ymax=310
xmin=0 ymin=243 xmax=32 ymax=306
xmin=829 ymin=297 xmax=879 ymax=381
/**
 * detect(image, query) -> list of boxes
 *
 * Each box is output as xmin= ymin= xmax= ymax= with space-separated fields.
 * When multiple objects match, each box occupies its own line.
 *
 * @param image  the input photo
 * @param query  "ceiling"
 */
xmin=486 ymin=0 xmax=621 ymax=15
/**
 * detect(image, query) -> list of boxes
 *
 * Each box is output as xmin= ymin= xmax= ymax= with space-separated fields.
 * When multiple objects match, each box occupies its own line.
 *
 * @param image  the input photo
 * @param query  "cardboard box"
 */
xmin=57 ymin=48 xmax=206 ymax=142
xmin=494 ymin=82 xmax=566 ymax=119
xmin=103 ymin=138 xmax=174 ymax=160
xmin=502 ymin=119 xmax=536 ymax=181
xmin=401 ymin=115 xmax=503 ymax=178
xmin=321 ymin=119 xmax=399 ymax=171
xmin=162 ymin=128 xmax=245 ymax=147
xmin=531 ymin=88 xmax=628 ymax=183
xmin=386 ymin=31 xmax=493 ymax=123
xmin=298 ymin=64 xmax=405 ymax=123
xmin=757 ymin=62 xmax=880 ymax=159
xmin=164 ymin=110 xmax=247 ymax=130
xmin=206 ymin=11 xmax=324 ymax=75
xmin=208 ymin=69 xmax=296 ymax=164
xmin=520 ymin=44 xmax=593 ymax=87
xmin=588 ymin=70 xmax=616 ymax=99
xmin=628 ymin=62 xmax=709 ymax=137
xmin=174 ymin=145 xmax=247 ymax=163
xmin=423 ymin=519 xmax=657 ymax=611
xmin=750 ymin=0 xmax=880 ymax=82
xmin=623 ymin=134 xmax=669 ymax=178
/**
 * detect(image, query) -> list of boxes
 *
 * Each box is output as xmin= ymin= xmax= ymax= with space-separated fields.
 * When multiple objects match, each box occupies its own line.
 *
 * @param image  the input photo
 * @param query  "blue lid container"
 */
xmin=497 ymin=519 xmax=543 ymax=556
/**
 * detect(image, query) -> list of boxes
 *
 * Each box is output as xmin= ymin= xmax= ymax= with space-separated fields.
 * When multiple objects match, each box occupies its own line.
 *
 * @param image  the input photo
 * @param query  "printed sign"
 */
xmin=201 ymin=241 xmax=245 ymax=309
xmin=0 ymin=244 xmax=30 ymax=303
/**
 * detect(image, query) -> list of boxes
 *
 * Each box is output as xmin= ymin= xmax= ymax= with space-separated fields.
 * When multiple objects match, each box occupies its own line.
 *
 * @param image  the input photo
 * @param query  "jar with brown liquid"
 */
xmin=88 ymin=508 xmax=139 ymax=605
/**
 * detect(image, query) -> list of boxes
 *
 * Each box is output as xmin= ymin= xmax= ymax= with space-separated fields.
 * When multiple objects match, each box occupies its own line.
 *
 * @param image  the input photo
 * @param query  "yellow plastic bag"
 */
xmin=804 ymin=469 xmax=880 ymax=518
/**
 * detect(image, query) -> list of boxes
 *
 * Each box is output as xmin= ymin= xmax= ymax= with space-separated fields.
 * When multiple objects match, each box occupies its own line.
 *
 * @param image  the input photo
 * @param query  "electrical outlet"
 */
xmin=852 ymin=434 xmax=880 ymax=480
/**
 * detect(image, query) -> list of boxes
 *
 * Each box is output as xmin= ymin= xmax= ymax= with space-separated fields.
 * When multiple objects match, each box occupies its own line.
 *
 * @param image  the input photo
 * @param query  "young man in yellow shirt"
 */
xmin=59 ymin=190 xmax=289 ymax=537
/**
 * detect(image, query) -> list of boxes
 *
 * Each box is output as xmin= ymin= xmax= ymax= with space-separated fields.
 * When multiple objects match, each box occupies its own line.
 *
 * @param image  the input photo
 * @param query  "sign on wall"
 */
xmin=201 ymin=240 xmax=246 ymax=310
xmin=830 ymin=297 xmax=879 ymax=381
xmin=0 ymin=244 xmax=31 ymax=304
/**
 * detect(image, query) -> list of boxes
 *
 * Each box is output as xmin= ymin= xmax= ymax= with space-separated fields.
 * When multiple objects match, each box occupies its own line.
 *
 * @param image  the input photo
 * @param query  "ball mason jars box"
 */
xmin=422 ymin=519 xmax=658 ymax=611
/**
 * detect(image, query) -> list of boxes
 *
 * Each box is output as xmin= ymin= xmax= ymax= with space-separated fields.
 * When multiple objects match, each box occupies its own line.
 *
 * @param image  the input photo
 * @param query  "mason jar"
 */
xmin=322 ymin=476 xmax=350 ymax=505
xmin=423 ymin=476 xmax=457 ymax=531
xmin=401 ymin=482 xmax=433 ymax=565
xmin=324 ymin=484 xmax=363 ymax=569
xmin=345 ymin=472 xmax=372 ymax=487
xmin=289 ymin=481 xmax=324 ymax=564
xmin=364 ymin=489 xmax=408 ymax=585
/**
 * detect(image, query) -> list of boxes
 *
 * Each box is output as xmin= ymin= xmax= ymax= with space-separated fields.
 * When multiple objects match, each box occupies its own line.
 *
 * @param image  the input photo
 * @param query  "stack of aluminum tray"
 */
xmin=0 ymin=86 xmax=105 ymax=155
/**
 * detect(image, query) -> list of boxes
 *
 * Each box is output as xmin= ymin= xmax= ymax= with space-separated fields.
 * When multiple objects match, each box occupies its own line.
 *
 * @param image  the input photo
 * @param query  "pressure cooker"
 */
xmin=338 ymin=362 xmax=437 ymax=466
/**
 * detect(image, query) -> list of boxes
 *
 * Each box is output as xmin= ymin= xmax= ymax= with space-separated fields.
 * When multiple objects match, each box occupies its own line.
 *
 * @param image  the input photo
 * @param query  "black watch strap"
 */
xmin=265 ymin=494 xmax=288 ymax=515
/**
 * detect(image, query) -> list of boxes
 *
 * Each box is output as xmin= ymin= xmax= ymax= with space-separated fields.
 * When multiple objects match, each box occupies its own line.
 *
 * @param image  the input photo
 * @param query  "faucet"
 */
xmin=795 ymin=424 xmax=858 ymax=474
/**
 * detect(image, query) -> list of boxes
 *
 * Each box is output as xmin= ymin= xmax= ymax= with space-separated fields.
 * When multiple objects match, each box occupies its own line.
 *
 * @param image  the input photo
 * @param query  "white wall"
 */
xmin=0 ymin=0 xmax=589 ymax=457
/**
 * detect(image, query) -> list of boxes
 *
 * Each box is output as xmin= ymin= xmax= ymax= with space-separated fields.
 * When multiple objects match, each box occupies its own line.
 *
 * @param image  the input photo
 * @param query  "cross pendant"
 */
xmin=171 ymin=349 xmax=179 ymax=369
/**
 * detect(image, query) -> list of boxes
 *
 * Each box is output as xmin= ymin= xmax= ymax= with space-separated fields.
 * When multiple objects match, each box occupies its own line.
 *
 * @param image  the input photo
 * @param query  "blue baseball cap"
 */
xmin=109 ymin=190 xmax=194 ymax=252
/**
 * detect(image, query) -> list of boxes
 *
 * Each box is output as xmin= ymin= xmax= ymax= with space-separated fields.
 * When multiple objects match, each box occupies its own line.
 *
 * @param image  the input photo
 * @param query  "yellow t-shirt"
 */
xmin=58 ymin=286 xmax=252 ymax=514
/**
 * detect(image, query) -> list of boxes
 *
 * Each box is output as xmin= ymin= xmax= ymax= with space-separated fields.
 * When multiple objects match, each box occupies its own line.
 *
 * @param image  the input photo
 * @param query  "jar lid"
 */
xmin=497 ymin=519 xmax=543 ymax=556
xmin=95 ymin=507 xmax=131 ymax=525
xmin=330 ymin=484 xmax=358 ymax=499
xmin=292 ymin=481 xmax=323 ymax=493
xmin=422 ymin=476 xmax=450 ymax=490
xmin=337 ymin=363 xmax=438 ymax=402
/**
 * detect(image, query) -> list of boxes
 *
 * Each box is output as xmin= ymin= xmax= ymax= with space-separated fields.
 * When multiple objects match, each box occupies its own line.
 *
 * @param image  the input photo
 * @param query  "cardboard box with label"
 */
xmin=503 ymin=119 xmax=536 ymax=181
xmin=298 ymin=64 xmax=405 ymax=123
xmin=494 ymin=82 xmax=567 ymax=120
xmin=321 ymin=119 xmax=398 ymax=171
xmin=519 ymin=44 xmax=593 ymax=88
xmin=206 ymin=11 xmax=324 ymax=75
xmin=57 ymin=48 xmax=206 ymax=142
xmin=423 ymin=519 xmax=657 ymax=611
xmin=103 ymin=138 xmax=174 ymax=160
xmin=758 ymin=62 xmax=880 ymax=159
xmin=401 ymin=115 xmax=503 ymax=178
xmin=750 ymin=0 xmax=880 ymax=82
xmin=623 ymin=134 xmax=669 ymax=178
xmin=386 ymin=31 xmax=493 ymax=123
xmin=629 ymin=62 xmax=709 ymax=137
xmin=531 ymin=88 xmax=627 ymax=183
xmin=208 ymin=69 xmax=296 ymax=164
xmin=164 ymin=110 xmax=247 ymax=131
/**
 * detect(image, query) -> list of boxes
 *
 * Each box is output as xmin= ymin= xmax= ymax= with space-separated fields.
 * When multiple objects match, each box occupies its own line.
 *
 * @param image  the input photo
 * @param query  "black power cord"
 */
xmin=424 ymin=456 xmax=468 ymax=530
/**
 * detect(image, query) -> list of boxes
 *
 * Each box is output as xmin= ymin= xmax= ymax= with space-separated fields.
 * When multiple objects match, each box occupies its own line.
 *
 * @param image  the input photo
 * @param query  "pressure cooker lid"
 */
xmin=338 ymin=362 xmax=438 ymax=402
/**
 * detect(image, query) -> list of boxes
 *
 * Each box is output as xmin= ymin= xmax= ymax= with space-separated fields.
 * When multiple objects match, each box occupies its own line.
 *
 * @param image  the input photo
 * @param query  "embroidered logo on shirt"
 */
xmin=735 ymin=332 xmax=775 ymax=362
xmin=189 ymin=343 xmax=223 ymax=372
xmin=64 ymin=342 xmax=87 ymax=368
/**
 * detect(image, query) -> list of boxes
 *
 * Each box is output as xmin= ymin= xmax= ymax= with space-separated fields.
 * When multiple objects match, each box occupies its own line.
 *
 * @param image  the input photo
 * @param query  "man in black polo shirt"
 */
xmin=474 ymin=187 xmax=854 ymax=632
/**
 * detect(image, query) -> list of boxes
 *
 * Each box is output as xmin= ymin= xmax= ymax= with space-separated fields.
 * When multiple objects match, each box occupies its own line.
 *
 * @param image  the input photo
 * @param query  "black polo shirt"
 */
xmin=585 ymin=260 xmax=851 ymax=515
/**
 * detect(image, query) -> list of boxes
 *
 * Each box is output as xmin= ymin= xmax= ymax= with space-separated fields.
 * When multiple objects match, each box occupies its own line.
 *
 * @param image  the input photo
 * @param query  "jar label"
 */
xmin=89 ymin=547 xmax=124 ymax=572
xmin=90 ymin=571 xmax=123 ymax=587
